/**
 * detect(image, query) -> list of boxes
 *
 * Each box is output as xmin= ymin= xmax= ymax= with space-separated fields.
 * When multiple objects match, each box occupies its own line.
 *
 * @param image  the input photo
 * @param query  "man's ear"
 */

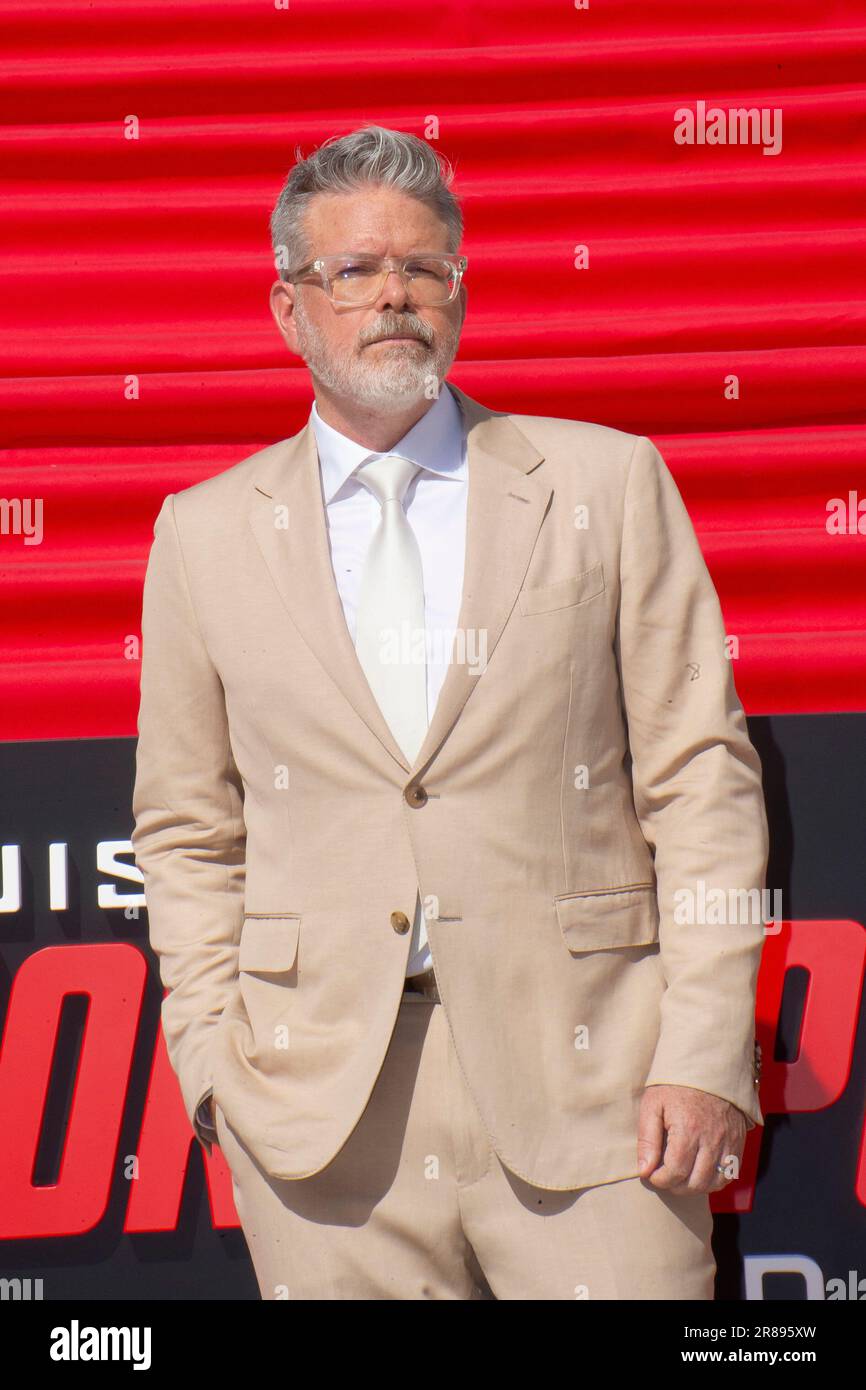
xmin=270 ymin=279 xmax=299 ymax=353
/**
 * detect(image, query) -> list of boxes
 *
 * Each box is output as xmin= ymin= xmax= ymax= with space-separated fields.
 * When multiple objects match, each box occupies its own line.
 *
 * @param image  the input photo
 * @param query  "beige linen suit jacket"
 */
xmin=131 ymin=383 xmax=768 ymax=1192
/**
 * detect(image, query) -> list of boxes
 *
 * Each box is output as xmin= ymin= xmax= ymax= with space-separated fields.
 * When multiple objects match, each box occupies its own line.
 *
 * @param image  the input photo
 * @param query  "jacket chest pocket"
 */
xmin=518 ymin=560 xmax=605 ymax=616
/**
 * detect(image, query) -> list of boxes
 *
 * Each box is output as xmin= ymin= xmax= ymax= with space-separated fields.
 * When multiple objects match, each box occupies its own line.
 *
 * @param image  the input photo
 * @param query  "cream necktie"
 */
xmin=354 ymin=454 xmax=428 ymax=763
xmin=354 ymin=454 xmax=430 ymax=973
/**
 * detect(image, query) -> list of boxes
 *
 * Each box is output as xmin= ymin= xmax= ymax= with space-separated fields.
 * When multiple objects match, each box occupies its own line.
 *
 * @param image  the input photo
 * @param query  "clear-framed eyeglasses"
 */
xmin=286 ymin=253 xmax=468 ymax=311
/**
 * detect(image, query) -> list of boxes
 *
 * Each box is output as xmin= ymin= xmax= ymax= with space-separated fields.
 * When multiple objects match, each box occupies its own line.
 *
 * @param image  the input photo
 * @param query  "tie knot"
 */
xmin=354 ymin=454 xmax=421 ymax=508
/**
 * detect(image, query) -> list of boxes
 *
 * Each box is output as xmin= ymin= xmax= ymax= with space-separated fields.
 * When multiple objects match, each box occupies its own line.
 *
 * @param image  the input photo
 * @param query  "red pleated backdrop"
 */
xmin=0 ymin=0 xmax=864 ymax=737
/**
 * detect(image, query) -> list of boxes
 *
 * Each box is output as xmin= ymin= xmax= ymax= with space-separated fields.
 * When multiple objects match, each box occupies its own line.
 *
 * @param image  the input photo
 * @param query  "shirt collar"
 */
xmin=310 ymin=381 xmax=466 ymax=504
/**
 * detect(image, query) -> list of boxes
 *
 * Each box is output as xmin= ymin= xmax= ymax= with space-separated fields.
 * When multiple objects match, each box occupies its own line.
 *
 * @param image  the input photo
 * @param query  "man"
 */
xmin=131 ymin=125 xmax=768 ymax=1300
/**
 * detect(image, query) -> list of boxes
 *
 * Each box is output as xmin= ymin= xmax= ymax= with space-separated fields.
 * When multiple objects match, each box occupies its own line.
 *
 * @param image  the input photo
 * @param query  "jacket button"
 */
xmin=390 ymin=911 xmax=411 ymax=934
xmin=405 ymin=784 xmax=428 ymax=807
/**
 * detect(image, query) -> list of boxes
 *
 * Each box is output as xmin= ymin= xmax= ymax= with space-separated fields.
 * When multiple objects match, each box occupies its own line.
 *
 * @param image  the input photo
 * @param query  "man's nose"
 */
xmin=373 ymin=269 xmax=411 ymax=312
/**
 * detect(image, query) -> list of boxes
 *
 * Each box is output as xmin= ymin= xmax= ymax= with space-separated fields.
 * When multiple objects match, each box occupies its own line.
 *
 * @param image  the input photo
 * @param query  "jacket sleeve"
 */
xmin=615 ymin=436 xmax=769 ymax=1128
xmin=131 ymin=493 xmax=246 ymax=1155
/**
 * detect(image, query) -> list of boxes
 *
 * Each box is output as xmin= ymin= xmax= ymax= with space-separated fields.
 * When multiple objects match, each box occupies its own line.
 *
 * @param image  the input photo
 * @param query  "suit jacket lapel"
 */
xmin=412 ymin=385 xmax=550 ymax=773
xmin=248 ymin=421 xmax=408 ymax=768
xmin=247 ymin=384 xmax=550 ymax=776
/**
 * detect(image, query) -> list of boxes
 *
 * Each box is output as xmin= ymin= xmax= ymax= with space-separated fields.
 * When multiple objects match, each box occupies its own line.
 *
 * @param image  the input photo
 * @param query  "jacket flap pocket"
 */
xmin=554 ymin=884 xmax=659 ymax=952
xmin=518 ymin=561 xmax=605 ymax=616
xmin=239 ymin=914 xmax=301 ymax=973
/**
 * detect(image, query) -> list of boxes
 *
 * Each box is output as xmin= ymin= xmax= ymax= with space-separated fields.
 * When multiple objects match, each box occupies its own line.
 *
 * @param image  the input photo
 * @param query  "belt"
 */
xmin=403 ymin=965 xmax=441 ymax=1003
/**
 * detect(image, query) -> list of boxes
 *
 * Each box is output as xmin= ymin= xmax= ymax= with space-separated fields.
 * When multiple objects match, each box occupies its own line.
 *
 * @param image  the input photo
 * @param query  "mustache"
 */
xmin=358 ymin=315 xmax=433 ymax=347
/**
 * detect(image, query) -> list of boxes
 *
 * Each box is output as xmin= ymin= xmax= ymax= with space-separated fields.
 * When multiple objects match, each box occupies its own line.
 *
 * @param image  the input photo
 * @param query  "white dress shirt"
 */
xmin=195 ymin=385 xmax=467 ymax=1135
xmin=310 ymin=384 xmax=467 ymax=726
xmin=311 ymin=382 xmax=468 ymax=976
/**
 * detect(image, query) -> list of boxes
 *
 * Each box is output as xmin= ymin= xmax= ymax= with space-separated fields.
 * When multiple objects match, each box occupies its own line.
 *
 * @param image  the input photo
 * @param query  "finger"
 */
xmin=648 ymin=1127 xmax=699 ymax=1191
xmin=713 ymin=1146 xmax=744 ymax=1188
xmin=636 ymin=1095 xmax=666 ymax=1177
xmin=690 ymin=1144 xmax=729 ymax=1193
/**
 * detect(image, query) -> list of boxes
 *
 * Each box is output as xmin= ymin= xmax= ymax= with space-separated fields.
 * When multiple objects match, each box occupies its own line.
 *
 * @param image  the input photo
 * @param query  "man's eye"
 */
xmin=406 ymin=261 xmax=449 ymax=280
xmin=337 ymin=263 xmax=377 ymax=278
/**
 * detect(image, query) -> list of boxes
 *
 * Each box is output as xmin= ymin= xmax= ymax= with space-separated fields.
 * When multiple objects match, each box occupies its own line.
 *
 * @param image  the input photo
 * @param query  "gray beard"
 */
xmin=293 ymin=300 xmax=461 ymax=412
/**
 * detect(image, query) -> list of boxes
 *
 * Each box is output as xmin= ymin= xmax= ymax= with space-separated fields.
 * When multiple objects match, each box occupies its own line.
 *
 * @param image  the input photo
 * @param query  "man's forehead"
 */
xmin=304 ymin=190 xmax=449 ymax=244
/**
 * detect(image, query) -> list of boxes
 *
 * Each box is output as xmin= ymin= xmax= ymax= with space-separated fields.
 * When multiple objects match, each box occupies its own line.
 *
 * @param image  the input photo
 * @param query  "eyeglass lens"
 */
xmin=327 ymin=257 xmax=459 ymax=304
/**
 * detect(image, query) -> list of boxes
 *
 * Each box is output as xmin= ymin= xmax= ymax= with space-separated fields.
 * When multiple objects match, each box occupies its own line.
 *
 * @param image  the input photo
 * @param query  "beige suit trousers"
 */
xmin=214 ymin=994 xmax=717 ymax=1301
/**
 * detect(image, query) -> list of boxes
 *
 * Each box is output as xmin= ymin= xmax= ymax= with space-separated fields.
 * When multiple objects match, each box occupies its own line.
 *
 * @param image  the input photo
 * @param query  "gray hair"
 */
xmin=269 ymin=125 xmax=463 ymax=280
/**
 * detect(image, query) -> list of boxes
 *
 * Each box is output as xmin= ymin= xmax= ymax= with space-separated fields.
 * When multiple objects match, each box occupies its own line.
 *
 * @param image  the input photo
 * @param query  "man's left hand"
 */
xmin=637 ymin=1084 xmax=747 ymax=1193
